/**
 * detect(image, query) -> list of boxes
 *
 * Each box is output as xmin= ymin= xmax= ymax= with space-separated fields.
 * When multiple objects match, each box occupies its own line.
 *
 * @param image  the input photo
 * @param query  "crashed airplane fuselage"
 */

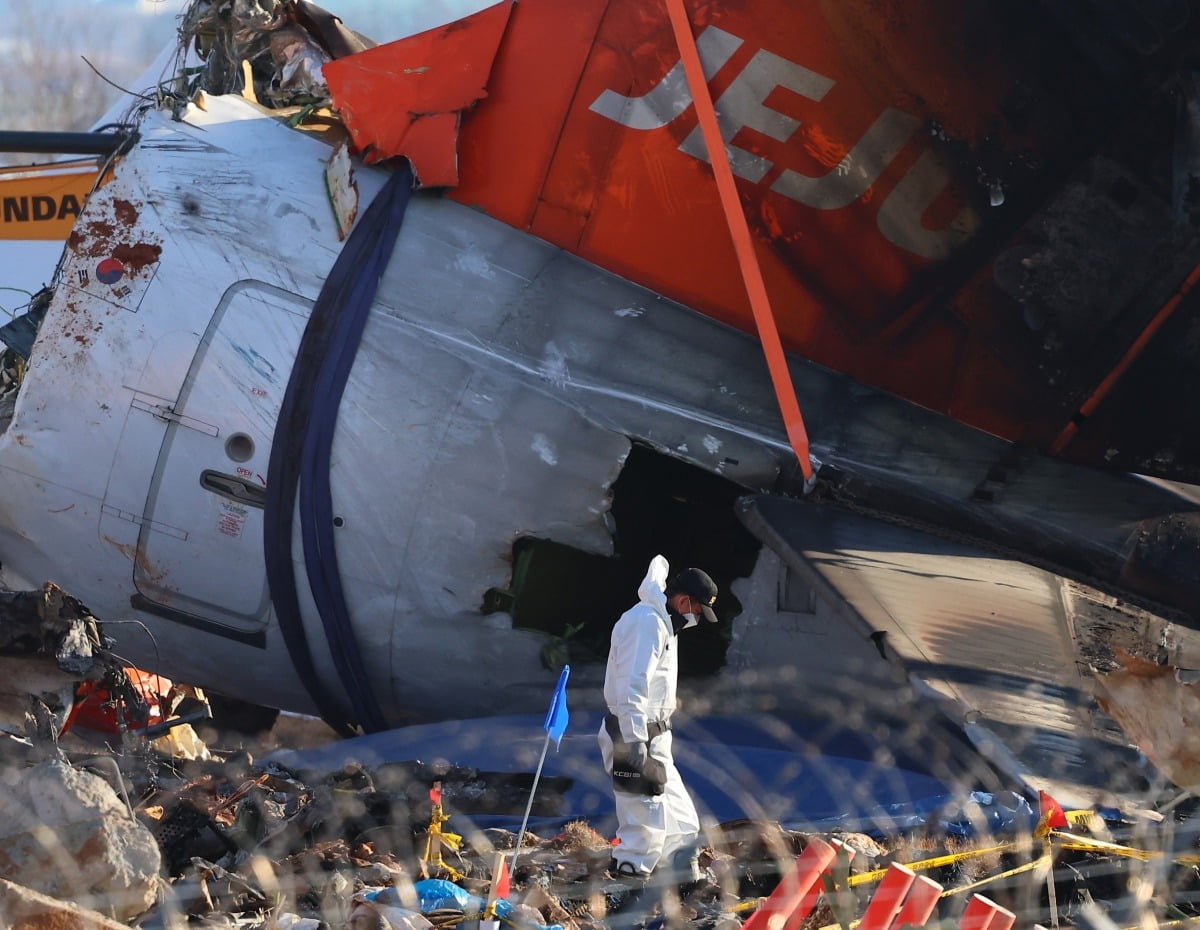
xmin=1 ymin=93 xmax=817 ymax=729
xmin=7 ymin=0 xmax=1200 ymax=809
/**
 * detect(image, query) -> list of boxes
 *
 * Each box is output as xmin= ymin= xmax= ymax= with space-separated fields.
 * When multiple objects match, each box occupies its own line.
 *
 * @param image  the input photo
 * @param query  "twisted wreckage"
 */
xmin=7 ymin=0 xmax=1200 ymax=818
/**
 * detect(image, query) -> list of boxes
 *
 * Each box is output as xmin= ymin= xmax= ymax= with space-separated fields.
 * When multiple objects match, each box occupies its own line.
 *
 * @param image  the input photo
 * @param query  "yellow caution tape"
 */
xmin=843 ymin=815 xmax=1193 ymax=890
xmin=937 ymin=852 xmax=1052 ymax=899
xmin=844 ymin=830 xmax=1200 ymax=893
xmin=846 ymin=843 xmax=1016 ymax=887
xmin=1048 ymin=831 xmax=1200 ymax=866
xmin=1065 ymin=809 xmax=1106 ymax=830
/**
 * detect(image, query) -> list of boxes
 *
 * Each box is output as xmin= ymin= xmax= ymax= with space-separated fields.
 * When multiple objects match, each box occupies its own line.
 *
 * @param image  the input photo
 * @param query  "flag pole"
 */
xmin=512 ymin=664 xmax=570 ymax=877
xmin=512 ymin=732 xmax=552 ymax=874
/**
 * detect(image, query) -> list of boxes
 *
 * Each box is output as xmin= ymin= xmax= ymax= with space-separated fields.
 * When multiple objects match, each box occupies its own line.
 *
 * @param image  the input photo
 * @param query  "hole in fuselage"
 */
xmin=484 ymin=443 xmax=761 ymax=678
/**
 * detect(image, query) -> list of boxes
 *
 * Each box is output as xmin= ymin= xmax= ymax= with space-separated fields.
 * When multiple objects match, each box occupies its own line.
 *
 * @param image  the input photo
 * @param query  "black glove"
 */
xmin=626 ymin=740 xmax=648 ymax=773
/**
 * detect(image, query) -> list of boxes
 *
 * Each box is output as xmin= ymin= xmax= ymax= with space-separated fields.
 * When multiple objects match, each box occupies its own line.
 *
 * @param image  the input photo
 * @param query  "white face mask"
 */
xmin=680 ymin=612 xmax=699 ymax=629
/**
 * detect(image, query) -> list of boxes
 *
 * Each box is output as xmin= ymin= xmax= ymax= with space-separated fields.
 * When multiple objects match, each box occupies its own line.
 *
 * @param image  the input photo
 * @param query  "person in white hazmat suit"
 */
xmin=599 ymin=554 xmax=720 ymax=878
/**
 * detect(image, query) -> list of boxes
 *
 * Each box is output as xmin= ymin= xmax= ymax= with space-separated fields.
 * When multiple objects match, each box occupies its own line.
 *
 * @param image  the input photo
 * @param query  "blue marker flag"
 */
xmin=544 ymin=665 xmax=570 ymax=749
xmin=515 ymin=665 xmax=571 ymax=870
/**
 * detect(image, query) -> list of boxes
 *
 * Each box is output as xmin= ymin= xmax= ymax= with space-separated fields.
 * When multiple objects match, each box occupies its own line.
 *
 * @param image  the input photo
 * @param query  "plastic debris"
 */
xmin=412 ymin=878 xmax=485 ymax=913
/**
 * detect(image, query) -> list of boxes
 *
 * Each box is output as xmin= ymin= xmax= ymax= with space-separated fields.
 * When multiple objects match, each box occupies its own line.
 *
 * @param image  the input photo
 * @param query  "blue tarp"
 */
xmin=265 ymin=711 xmax=1034 ymax=839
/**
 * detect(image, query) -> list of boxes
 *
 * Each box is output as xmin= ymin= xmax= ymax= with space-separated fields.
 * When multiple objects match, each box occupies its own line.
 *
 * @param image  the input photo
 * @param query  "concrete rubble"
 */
xmin=0 ymin=875 xmax=133 ymax=930
xmin=0 ymin=759 xmax=161 ymax=920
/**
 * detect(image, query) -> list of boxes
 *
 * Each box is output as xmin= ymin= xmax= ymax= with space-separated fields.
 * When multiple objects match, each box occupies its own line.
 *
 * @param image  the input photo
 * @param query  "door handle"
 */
xmin=200 ymin=470 xmax=267 ymax=508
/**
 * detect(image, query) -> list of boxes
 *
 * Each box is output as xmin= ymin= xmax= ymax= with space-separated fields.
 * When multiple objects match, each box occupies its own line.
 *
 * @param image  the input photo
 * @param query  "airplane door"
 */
xmin=133 ymin=281 xmax=310 ymax=633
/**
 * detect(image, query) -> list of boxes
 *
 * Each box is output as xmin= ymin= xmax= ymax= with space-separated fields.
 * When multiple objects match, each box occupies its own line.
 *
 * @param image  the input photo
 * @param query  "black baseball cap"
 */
xmin=670 ymin=568 xmax=719 ymax=622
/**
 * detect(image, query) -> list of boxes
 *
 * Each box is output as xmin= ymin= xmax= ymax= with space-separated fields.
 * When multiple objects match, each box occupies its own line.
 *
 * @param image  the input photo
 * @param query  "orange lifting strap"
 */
xmin=664 ymin=0 xmax=815 ymax=482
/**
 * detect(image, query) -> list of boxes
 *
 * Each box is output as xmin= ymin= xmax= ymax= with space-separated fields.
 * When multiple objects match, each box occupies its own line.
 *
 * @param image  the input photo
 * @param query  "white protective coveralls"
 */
xmin=598 ymin=554 xmax=701 ymax=876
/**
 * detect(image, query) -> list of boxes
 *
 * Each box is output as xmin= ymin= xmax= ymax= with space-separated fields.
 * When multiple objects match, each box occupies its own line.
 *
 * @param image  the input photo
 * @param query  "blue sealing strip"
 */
xmin=265 ymin=164 xmax=414 ymax=733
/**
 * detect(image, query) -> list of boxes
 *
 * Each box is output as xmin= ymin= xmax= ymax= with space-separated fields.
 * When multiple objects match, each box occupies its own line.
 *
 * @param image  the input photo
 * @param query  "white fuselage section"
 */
xmin=0 ymin=95 xmax=819 ymax=725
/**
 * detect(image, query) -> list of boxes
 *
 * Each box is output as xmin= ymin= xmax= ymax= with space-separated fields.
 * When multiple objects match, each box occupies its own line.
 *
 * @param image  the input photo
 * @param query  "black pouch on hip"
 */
xmin=606 ymin=714 xmax=667 ymax=796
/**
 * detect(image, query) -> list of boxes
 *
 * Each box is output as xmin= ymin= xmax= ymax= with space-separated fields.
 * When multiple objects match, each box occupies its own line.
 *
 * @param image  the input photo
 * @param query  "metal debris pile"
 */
xmin=2 ymin=720 xmax=1200 ymax=929
xmin=2 ymin=586 xmax=1200 ymax=927
xmin=0 ymin=344 xmax=25 ymax=432
xmin=0 ymin=285 xmax=51 ymax=429
xmin=0 ymin=581 xmax=128 ymax=741
xmin=174 ymin=0 xmax=375 ymax=110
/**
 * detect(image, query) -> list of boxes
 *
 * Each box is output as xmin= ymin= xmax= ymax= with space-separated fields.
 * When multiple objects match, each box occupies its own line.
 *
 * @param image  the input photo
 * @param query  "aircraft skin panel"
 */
xmin=323 ymin=0 xmax=515 ymax=187
xmin=448 ymin=0 xmax=1013 ymax=426
xmin=445 ymin=0 xmax=611 ymax=231
xmin=735 ymin=494 xmax=1153 ymax=807
xmin=369 ymin=0 xmax=1200 ymax=482
xmin=713 ymin=545 xmax=915 ymax=714
xmin=369 ymin=195 xmax=796 ymax=489
xmin=335 ymin=323 xmax=630 ymax=720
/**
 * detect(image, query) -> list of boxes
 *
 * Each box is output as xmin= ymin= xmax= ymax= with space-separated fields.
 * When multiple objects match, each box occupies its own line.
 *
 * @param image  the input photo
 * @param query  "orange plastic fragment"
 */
xmin=63 ymin=667 xmax=171 ymax=735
